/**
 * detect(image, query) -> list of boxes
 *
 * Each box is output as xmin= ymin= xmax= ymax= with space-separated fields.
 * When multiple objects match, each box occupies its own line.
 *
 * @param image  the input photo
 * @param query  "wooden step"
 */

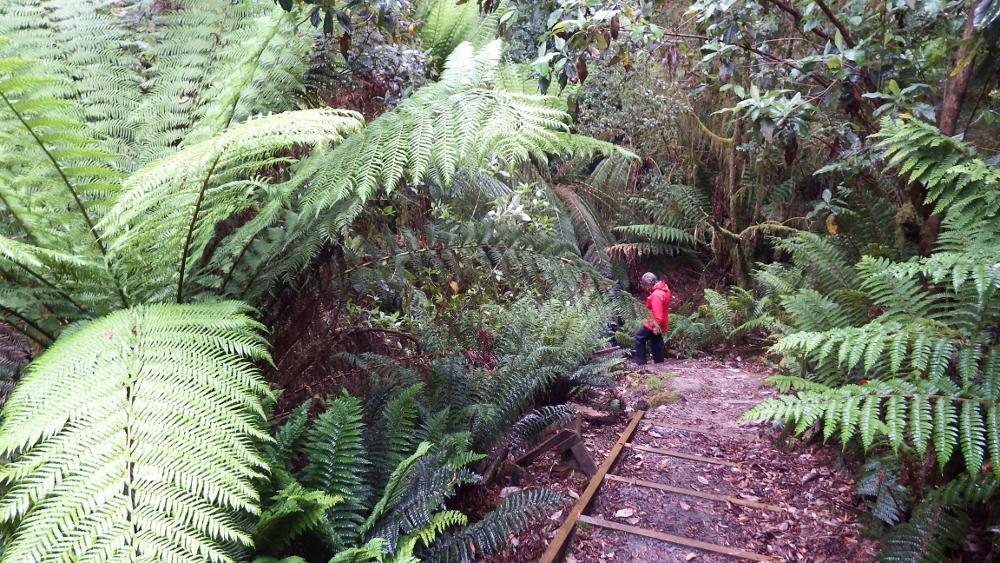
xmin=578 ymin=515 xmax=773 ymax=562
xmin=625 ymin=442 xmax=740 ymax=467
xmin=605 ymin=474 xmax=783 ymax=512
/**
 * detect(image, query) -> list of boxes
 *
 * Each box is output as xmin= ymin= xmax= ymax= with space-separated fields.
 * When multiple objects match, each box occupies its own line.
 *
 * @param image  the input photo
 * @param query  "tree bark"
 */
xmin=938 ymin=5 xmax=979 ymax=137
xmin=919 ymin=1 xmax=981 ymax=254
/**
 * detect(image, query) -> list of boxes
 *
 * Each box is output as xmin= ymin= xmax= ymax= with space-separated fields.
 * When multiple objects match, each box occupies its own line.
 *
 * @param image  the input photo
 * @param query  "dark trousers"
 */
xmin=633 ymin=325 xmax=665 ymax=365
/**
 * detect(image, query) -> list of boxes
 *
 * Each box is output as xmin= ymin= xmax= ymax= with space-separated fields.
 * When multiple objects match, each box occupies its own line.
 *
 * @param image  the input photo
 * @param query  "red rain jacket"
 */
xmin=643 ymin=281 xmax=671 ymax=332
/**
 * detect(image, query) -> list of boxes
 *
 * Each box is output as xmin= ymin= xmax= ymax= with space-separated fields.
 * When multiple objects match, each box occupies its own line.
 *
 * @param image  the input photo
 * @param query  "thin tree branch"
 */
xmin=813 ymin=0 xmax=855 ymax=47
xmin=761 ymin=0 xmax=832 ymax=41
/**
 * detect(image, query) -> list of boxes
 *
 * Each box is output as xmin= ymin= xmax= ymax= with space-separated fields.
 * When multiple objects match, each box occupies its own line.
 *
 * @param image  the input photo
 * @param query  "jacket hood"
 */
xmin=651 ymin=281 xmax=669 ymax=292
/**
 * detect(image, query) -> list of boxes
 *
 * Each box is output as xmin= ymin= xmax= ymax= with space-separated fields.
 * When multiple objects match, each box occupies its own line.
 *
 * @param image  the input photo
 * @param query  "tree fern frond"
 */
xmin=0 ymin=37 xmax=122 ymax=257
xmin=419 ymin=0 xmax=496 ymax=61
xmin=102 ymin=108 xmax=363 ymax=303
xmin=0 ymin=302 xmax=271 ymax=562
xmin=134 ymin=1 xmax=310 ymax=166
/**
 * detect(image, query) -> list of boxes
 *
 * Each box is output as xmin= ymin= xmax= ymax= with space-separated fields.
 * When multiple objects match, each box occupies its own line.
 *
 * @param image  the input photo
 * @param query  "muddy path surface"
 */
xmin=485 ymin=358 xmax=880 ymax=562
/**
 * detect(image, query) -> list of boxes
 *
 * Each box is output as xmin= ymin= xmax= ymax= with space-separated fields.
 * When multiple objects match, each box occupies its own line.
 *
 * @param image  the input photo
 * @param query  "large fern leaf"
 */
xmin=0 ymin=302 xmax=271 ymax=562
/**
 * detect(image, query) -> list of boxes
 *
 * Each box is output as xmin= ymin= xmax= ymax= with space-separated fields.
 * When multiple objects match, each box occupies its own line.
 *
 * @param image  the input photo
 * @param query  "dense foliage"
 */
xmin=1 ymin=0 xmax=998 ymax=560
xmin=0 ymin=0 xmax=631 ymax=561
xmin=545 ymin=0 xmax=998 ymax=559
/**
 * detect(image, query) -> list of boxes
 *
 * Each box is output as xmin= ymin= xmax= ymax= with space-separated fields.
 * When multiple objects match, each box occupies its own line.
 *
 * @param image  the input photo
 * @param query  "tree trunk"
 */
xmin=938 ymin=5 xmax=979 ymax=137
xmin=919 ymin=1 xmax=981 ymax=254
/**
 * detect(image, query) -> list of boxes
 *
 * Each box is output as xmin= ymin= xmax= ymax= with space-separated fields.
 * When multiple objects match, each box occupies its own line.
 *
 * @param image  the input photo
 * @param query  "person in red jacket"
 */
xmin=634 ymin=272 xmax=670 ymax=366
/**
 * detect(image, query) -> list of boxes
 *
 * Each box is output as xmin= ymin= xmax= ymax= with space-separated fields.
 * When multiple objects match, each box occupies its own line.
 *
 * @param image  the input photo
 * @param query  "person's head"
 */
xmin=640 ymin=272 xmax=658 ymax=290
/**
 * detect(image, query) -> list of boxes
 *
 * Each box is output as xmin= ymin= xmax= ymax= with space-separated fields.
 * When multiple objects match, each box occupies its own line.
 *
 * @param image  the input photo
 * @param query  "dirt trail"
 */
xmin=488 ymin=358 xmax=880 ymax=562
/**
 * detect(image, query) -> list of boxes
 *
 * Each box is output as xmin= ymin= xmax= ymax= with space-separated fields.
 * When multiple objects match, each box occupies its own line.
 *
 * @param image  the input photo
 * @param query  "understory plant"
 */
xmin=743 ymin=118 xmax=1000 ymax=561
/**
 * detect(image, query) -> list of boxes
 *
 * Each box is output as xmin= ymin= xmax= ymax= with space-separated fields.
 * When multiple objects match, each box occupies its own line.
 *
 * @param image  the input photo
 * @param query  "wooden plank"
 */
xmin=653 ymin=423 xmax=759 ymax=441
xmin=516 ymin=429 xmax=578 ymax=467
xmin=578 ymin=515 xmax=773 ymax=562
xmin=539 ymin=410 xmax=645 ymax=563
xmin=568 ymin=442 xmax=598 ymax=476
xmin=605 ymin=474 xmax=784 ymax=512
xmin=625 ymin=442 xmax=740 ymax=467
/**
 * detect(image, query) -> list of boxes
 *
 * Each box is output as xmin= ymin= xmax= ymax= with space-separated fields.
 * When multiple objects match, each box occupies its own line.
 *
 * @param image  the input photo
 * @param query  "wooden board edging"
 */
xmin=538 ymin=410 xmax=645 ymax=563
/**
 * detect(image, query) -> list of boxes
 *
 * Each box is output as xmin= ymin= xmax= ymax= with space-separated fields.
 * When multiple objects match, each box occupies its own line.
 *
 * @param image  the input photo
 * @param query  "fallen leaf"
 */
xmin=696 ymin=476 xmax=709 ymax=485
xmin=685 ymin=553 xmax=698 ymax=561
xmin=499 ymin=486 xmax=521 ymax=498
xmin=680 ymin=502 xmax=691 ymax=511
xmin=614 ymin=508 xmax=635 ymax=518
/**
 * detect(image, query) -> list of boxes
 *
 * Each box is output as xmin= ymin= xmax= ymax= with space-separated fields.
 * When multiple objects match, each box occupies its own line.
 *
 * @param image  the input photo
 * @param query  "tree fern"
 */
xmin=0 ymin=1 xmax=142 ymax=158
xmin=0 ymin=302 xmax=271 ymax=562
xmin=0 ymin=36 xmax=122 ymax=256
xmin=609 ymin=180 xmax=701 ymax=261
xmin=419 ymin=0 xmax=497 ymax=61
xmin=211 ymin=40 xmax=626 ymax=303
xmin=134 ymin=1 xmax=312 ymax=166
xmin=102 ymin=108 xmax=363 ymax=303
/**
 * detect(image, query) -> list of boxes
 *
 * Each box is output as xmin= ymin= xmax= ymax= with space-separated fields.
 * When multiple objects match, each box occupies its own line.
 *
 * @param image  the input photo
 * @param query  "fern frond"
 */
xmin=255 ymin=482 xmax=341 ymax=552
xmin=301 ymin=394 xmax=369 ymax=552
xmin=419 ymin=0 xmax=494 ymax=60
xmin=0 ymin=37 xmax=122 ymax=256
xmin=743 ymin=376 xmax=1000 ymax=476
xmin=102 ymin=108 xmax=363 ymax=303
xmin=420 ymin=488 xmax=562 ymax=561
xmin=0 ymin=302 xmax=271 ymax=562
xmin=877 ymin=499 xmax=968 ymax=562
xmin=135 ymin=2 xmax=311 ymax=166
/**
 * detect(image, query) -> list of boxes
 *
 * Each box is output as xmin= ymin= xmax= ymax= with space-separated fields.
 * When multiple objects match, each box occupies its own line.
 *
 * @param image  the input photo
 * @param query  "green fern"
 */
xmin=0 ymin=302 xmax=271 ymax=562
xmin=877 ymin=499 xmax=968 ymax=562
xmin=873 ymin=116 xmax=1000 ymax=229
xmin=102 ymin=108 xmax=363 ymax=303
xmin=419 ymin=488 xmax=562 ymax=561
xmin=300 ymin=395 xmax=370 ymax=552
xmin=747 ymin=361 xmax=1000 ymax=474
xmin=419 ymin=0 xmax=497 ymax=61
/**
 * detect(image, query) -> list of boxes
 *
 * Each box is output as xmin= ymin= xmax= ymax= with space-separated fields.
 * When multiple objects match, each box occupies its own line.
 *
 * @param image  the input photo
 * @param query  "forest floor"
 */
xmin=483 ymin=357 xmax=881 ymax=562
